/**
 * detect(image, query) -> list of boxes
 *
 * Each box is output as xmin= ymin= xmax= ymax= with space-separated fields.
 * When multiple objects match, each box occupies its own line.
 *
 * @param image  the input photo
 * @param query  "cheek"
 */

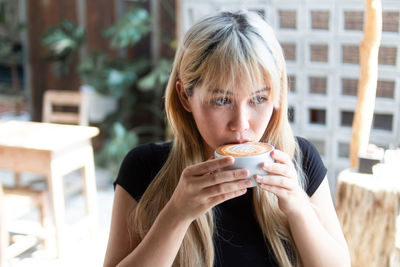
xmin=254 ymin=106 xmax=273 ymax=131
xmin=191 ymin=105 xmax=221 ymax=131
xmin=197 ymin=109 xmax=225 ymax=129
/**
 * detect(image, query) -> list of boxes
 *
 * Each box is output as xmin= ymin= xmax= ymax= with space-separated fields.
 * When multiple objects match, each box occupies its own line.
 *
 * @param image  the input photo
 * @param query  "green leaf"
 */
xmin=137 ymin=58 xmax=172 ymax=92
xmin=138 ymin=71 xmax=157 ymax=91
xmin=113 ymin=122 xmax=126 ymax=138
xmin=41 ymin=19 xmax=86 ymax=64
xmin=104 ymin=8 xmax=151 ymax=48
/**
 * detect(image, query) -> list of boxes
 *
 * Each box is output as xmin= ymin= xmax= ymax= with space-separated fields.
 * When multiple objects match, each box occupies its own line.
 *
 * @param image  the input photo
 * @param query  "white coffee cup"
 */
xmin=214 ymin=142 xmax=274 ymax=187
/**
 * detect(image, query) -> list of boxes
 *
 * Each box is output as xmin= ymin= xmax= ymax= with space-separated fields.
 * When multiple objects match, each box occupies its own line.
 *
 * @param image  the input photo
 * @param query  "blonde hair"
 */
xmin=133 ymin=10 xmax=305 ymax=266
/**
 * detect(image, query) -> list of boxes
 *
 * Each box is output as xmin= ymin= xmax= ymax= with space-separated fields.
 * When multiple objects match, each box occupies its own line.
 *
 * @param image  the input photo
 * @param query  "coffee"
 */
xmin=216 ymin=142 xmax=273 ymax=157
xmin=214 ymin=142 xmax=274 ymax=187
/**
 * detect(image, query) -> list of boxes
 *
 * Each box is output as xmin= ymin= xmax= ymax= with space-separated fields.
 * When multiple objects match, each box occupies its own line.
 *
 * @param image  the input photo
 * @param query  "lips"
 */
xmin=224 ymin=139 xmax=251 ymax=145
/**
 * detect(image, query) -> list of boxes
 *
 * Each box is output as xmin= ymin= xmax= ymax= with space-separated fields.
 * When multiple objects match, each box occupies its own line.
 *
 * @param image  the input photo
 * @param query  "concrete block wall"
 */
xmin=180 ymin=0 xmax=400 ymax=194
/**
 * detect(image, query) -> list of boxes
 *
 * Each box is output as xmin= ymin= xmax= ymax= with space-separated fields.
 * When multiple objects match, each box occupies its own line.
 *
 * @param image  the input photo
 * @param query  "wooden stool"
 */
xmin=0 ymin=121 xmax=99 ymax=258
xmin=0 ymin=184 xmax=50 ymax=264
xmin=335 ymin=168 xmax=400 ymax=266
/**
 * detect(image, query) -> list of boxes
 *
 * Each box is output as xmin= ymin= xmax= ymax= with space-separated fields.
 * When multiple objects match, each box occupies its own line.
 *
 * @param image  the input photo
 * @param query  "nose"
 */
xmin=228 ymin=105 xmax=250 ymax=132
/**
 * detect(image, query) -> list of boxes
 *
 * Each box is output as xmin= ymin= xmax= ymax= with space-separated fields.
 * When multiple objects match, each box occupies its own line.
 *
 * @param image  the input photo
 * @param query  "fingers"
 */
xmin=255 ymin=174 xmax=294 ymax=190
xmin=202 ymin=178 xmax=251 ymax=197
xmin=208 ymin=187 xmax=248 ymax=207
xmin=258 ymin=184 xmax=287 ymax=198
xmin=198 ymin=167 xmax=250 ymax=187
xmin=270 ymin=149 xmax=294 ymax=167
xmin=257 ymin=149 xmax=298 ymax=193
xmin=262 ymin=162 xmax=296 ymax=179
xmin=187 ymin=156 xmax=234 ymax=176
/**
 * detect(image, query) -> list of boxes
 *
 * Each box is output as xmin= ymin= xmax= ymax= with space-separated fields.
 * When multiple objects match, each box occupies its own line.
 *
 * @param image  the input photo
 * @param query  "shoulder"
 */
xmin=114 ymin=141 xmax=172 ymax=200
xmin=295 ymin=136 xmax=323 ymax=166
xmin=295 ymin=136 xmax=327 ymax=196
xmin=123 ymin=141 xmax=172 ymax=164
xmin=295 ymin=136 xmax=317 ymax=154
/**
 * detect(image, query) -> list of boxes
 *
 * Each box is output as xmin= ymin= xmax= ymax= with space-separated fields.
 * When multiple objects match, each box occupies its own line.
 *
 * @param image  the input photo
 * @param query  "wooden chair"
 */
xmin=0 ymin=184 xmax=49 ymax=263
xmin=14 ymin=89 xmax=89 ymax=188
xmin=42 ymin=89 xmax=89 ymax=126
xmin=2 ymin=90 xmax=90 ymax=259
xmin=14 ymin=89 xmax=89 ymax=189
xmin=41 ymin=89 xmax=90 ymax=196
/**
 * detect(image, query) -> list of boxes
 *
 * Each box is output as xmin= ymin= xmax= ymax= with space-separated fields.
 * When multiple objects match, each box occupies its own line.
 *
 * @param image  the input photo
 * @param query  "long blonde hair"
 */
xmin=133 ymin=10 xmax=305 ymax=266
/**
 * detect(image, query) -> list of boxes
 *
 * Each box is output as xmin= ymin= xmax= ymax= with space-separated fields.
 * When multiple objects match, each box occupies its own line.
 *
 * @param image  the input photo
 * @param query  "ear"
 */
xmin=176 ymin=80 xmax=192 ymax=112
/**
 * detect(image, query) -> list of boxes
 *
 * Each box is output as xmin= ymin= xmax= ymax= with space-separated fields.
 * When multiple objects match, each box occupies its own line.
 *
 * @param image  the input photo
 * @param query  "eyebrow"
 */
xmin=209 ymin=88 xmax=233 ymax=95
xmin=208 ymin=87 xmax=270 ymax=95
xmin=253 ymin=87 xmax=270 ymax=94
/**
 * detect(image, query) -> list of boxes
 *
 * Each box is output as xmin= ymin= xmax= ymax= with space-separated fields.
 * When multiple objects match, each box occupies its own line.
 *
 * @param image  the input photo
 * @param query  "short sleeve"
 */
xmin=296 ymin=137 xmax=327 ymax=197
xmin=114 ymin=142 xmax=172 ymax=201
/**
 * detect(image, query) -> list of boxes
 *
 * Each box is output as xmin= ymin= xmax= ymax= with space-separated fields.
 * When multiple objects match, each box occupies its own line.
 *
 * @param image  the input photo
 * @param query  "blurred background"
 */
xmin=0 ymin=0 xmax=399 ymax=266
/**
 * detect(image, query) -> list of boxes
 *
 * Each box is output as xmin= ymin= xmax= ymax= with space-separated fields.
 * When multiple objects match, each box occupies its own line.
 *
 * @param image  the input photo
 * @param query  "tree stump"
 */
xmin=335 ymin=169 xmax=400 ymax=266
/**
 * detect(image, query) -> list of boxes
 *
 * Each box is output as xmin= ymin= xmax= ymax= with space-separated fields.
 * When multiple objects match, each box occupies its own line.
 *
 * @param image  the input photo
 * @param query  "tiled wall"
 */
xmin=180 ymin=0 xmax=400 ymax=194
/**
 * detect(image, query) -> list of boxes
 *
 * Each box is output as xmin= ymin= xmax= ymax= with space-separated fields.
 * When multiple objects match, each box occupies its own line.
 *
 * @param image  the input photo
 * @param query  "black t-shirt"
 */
xmin=114 ymin=137 xmax=327 ymax=266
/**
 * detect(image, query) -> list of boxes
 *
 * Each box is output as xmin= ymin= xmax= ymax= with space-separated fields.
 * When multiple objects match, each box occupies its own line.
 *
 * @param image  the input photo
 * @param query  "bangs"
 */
xmin=194 ymin=30 xmax=281 ymax=107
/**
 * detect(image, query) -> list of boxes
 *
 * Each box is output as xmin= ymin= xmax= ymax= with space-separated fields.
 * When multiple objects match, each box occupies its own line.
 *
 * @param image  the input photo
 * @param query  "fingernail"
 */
xmin=255 ymin=175 xmax=262 ymax=182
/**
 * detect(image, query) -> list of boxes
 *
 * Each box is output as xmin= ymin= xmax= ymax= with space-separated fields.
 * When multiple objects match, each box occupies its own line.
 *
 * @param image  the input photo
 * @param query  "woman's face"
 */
xmin=183 ymin=83 xmax=274 ymax=157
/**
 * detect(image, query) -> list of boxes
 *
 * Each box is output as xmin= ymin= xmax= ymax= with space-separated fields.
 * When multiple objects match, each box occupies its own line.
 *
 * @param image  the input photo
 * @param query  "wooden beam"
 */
xmin=86 ymin=0 xmax=117 ymax=55
xmin=27 ymin=0 xmax=80 ymax=121
xmin=349 ymin=0 xmax=382 ymax=168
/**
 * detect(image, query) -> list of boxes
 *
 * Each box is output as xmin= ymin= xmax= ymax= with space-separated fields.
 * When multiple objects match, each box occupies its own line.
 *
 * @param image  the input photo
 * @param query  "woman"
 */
xmin=104 ymin=10 xmax=350 ymax=267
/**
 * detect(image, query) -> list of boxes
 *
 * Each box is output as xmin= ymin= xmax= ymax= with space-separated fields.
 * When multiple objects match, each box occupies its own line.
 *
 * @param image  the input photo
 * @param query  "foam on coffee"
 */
xmin=216 ymin=142 xmax=272 ymax=157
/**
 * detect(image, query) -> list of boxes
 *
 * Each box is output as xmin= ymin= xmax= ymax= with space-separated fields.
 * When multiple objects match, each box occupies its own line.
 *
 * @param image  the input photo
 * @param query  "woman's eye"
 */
xmin=251 ymin=96 xmax=268 ymax=105
xmin=213 ymin=97 xmax=231 ymax=106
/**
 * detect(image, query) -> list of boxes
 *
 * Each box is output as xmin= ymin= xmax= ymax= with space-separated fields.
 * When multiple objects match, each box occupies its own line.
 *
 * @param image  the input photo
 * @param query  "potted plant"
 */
xmin=41 ymin=19 xmax=86 ymax=77
xmin=40 ymin=3 xmax=174 ymax=178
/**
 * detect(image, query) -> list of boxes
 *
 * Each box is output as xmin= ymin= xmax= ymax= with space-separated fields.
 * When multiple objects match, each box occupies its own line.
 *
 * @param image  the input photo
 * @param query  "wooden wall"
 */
xmin=26 ymin=0 xmax=176 ymax=121
xmin=86 ymin=0 xmax=117 ymax=53
xmin=27 ymin=0 xmax=118 ymax=121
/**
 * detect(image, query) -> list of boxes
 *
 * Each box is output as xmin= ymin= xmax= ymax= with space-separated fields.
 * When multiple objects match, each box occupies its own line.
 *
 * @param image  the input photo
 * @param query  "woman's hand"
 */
xmin=167 ymin=156 xmax=252 ymax=223
xmin=255 ymin=149 xmax=309 ymax=217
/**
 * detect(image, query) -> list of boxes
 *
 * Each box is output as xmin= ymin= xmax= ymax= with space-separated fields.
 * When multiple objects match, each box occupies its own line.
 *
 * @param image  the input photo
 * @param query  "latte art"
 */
xmin=216 ymin=142 xmax=272 ymax=157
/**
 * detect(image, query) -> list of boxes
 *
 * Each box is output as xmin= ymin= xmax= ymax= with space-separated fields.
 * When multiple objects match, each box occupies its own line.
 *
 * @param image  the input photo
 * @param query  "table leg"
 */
xmin=81 ymin=145 xmax=98 ymax=236
xmin=47 ymin=167 xmax=66 ymax=258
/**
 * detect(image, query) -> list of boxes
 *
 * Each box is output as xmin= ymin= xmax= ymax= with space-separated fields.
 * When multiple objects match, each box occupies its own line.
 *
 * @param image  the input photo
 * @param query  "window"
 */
xmin=249 ymin=9 xmax=265 ymax=19
xmin=309 ymin=139 xmax=325 ymax=156
xmin=341 ymin=78 xmax=358 ymax=96
xmin=310 ymin=44 xmax=328 ymax=62
xmin=344 ymin=11 xmax=364 ymax=31
xmin=342 ymin=45 xmax=359 ymax=64
xmin=288 ymin=106 xmax=295 ymax=123
xmin=309 ymin=108 xmax=326 ymax=125
xmin=338 ymin=142 xmax=350 ymax=158
xmin=311 ymin=10 xmax=330 ymax=30
xmin=373 ymin=114 xmax=393 ymax=131
xmin=341 ymin=111 xmax=354 ymax=127
xmin=309 ymin=76 xmax=327 ymax=95
xmin=279 ymin=10 xmax=297 ymax=29
xmin=288 ymin=75 xmax=296 ymax=93
xmin=281 ymin=43 xmax=296 ymax=61
xmin=378 ymin=46 xmax=397 ymax=66
xmin=382 ymin=11 xmax=399 ymax=32
xmin=376 ymin=80 xmax=395 ymax=99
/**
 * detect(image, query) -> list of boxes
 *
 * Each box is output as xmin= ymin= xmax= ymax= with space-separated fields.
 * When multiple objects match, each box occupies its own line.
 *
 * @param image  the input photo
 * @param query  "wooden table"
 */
xmin=0 ymin=120 xmax=99 ymax=257
xmin=335 ymin=168 xmax=400 ymax=266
